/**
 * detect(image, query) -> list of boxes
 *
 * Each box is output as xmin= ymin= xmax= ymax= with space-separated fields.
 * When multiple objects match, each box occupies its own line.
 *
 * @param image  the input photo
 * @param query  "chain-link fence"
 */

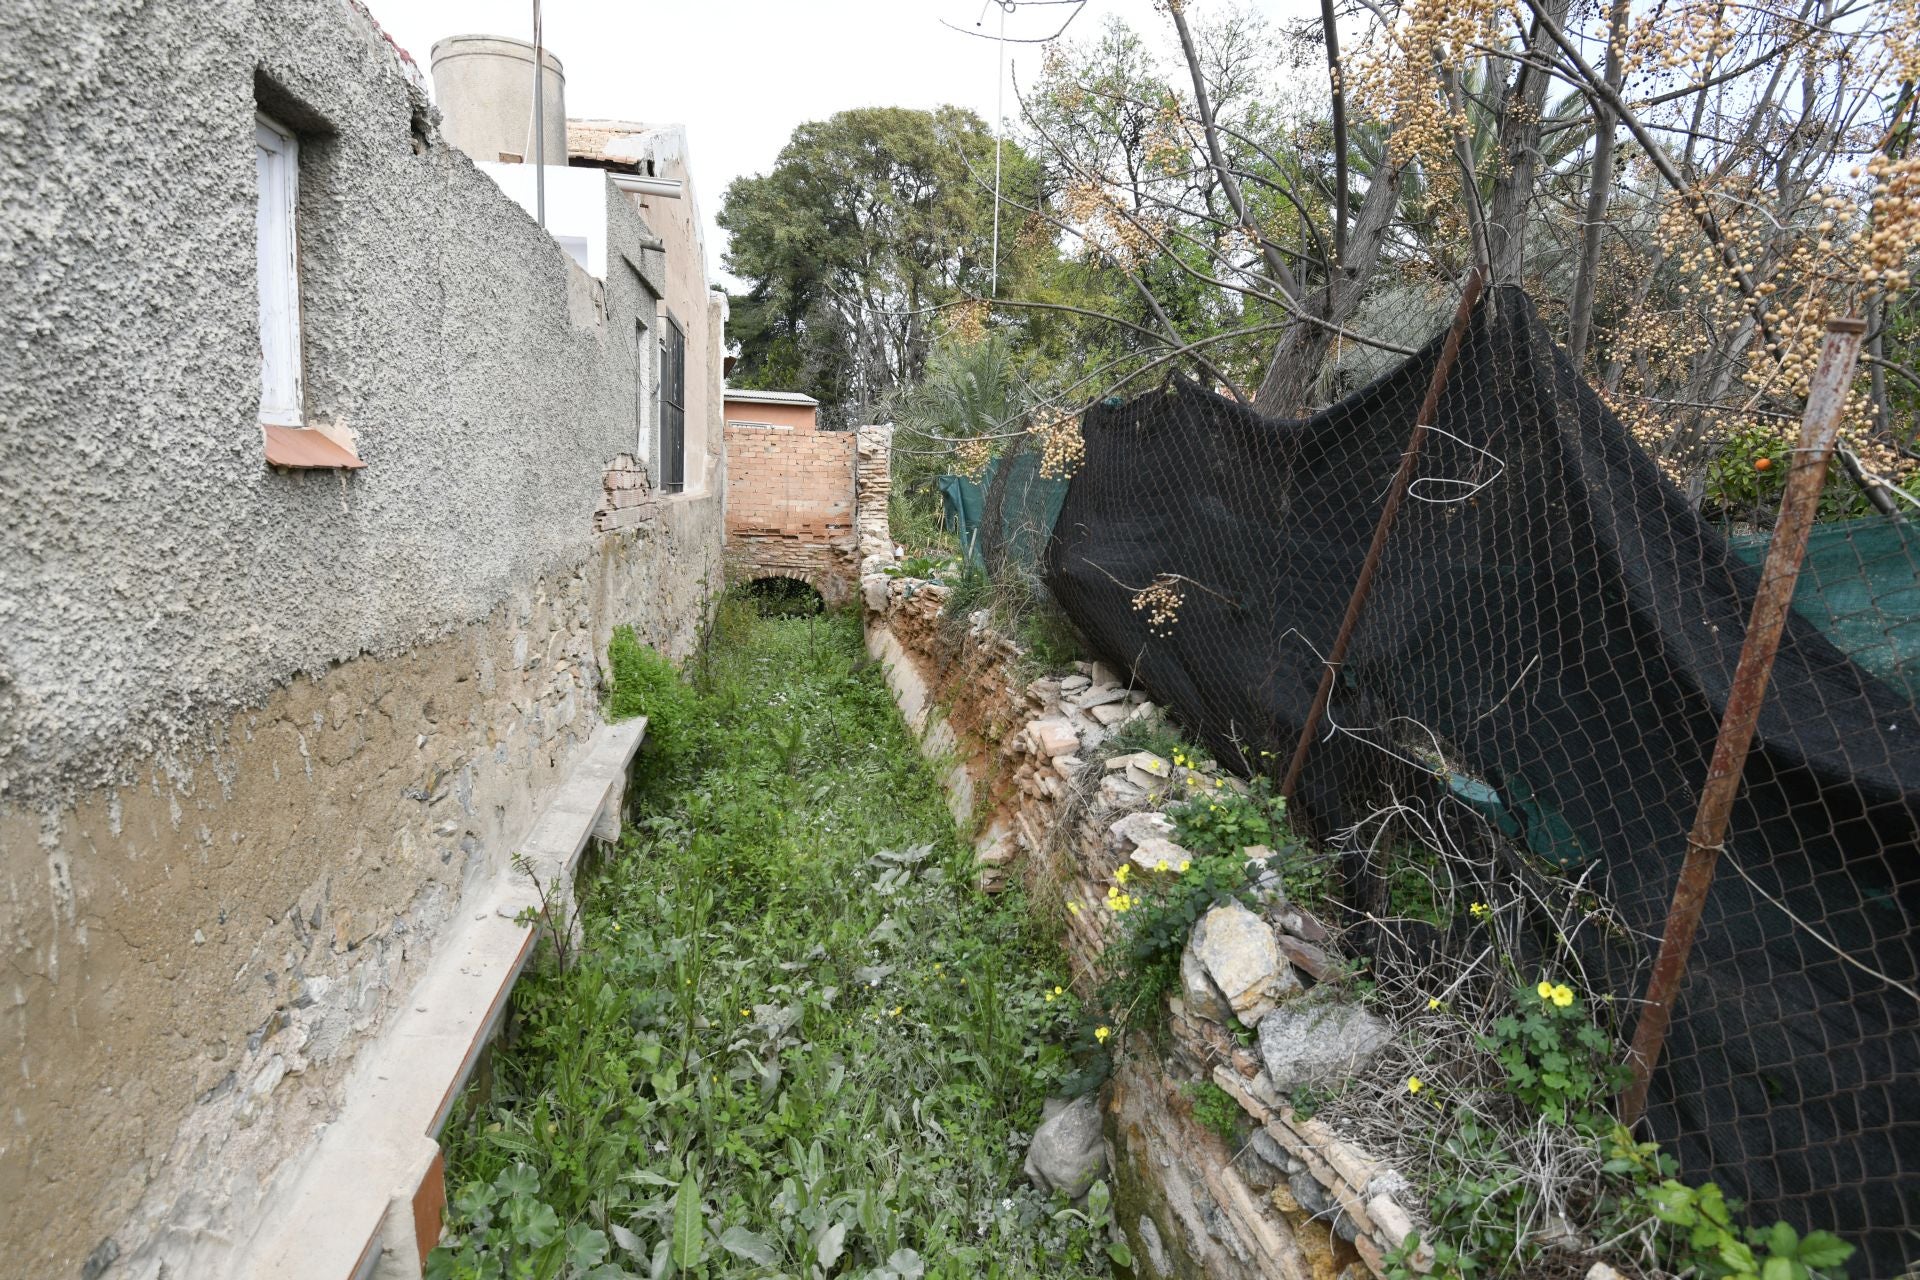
xmin=957 ymin=286 xmax=1919 ymax=1275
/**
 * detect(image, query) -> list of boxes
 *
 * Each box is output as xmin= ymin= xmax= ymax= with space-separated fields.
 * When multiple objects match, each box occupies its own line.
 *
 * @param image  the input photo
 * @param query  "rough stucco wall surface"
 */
xmin=0 ymin=0 xmax=677 ymax=800
xmin=0 ymin=2 xmax=722 ymax=1275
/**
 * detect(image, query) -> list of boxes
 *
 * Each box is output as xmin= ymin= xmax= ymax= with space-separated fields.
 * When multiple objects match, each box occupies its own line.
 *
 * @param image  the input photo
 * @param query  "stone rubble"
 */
xmin=1256 ymin=999 xmax=1394 ymax=1090
xmin=1127 ymin=835 xmax=1190 ymax=875
xmin=1190 ymin=901 xmax=1300 ymax=1026
xmin=1108 ymin=810 xmax=1176 ymax=849
xmin=1023 ymin=1095 xmax=1108 ymax=1199
xmin=1179 ymin=941 xmax=1238 ymax=1025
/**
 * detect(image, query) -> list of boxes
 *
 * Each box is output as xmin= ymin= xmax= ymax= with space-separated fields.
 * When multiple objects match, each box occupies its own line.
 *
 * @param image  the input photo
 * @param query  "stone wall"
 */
xmin=723 ymin=422 xmax=860 ymax=603
xmin=862 ymin=576 xmax=1433 ymax=1280
xmin=0 ymin=3 xmax=723 ymax=1275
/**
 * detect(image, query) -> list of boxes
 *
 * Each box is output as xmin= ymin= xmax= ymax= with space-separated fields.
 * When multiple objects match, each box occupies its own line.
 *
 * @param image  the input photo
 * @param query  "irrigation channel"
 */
xmin=429 ymin=596 xmax=1124 ymax=1279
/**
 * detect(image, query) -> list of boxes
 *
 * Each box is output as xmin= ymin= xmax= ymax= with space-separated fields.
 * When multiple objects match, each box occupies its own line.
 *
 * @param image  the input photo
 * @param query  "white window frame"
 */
xmin=254 ymin=112 xmax=303 ymax=427
xmin=636 ymin=315 xmax=654 ymax=467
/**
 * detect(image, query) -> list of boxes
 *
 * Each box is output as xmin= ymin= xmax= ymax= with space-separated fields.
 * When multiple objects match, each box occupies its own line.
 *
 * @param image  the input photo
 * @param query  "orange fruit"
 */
xmin=1755 ymin=456 xmax=1773 ymax=471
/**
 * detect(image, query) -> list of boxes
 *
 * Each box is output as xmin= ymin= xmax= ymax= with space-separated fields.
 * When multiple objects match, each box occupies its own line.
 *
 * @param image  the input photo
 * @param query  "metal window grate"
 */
xmin=660 ymin=316 xmax=686 ymax=493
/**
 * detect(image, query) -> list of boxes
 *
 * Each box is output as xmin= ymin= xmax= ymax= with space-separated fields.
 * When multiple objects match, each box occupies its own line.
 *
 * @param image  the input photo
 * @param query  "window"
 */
xmin=254 ymin=113 xmax=302 ymax=426
xmin=634 ymin=318 xmax=653 ymax=466
xmin=659 ymin=315 xmax=686 ymax=493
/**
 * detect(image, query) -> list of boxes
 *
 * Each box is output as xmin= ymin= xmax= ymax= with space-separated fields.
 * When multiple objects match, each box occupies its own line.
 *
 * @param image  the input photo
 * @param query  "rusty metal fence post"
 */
xmin=1280 ymin=267 xmax=1487 ymax=803
xmin=1619 ymin=314 xmax=1868 ymax=1125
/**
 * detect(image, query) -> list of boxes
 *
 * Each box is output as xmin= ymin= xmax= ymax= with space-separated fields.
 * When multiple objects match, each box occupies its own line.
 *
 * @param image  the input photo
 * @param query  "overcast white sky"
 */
xmin=366 ymin=0 xmax=1296 ymax=288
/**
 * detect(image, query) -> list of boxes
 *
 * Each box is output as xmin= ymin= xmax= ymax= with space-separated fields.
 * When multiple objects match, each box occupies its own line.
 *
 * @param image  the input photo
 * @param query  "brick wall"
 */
xmin=723 ymin=422 xmax=860 ymax=603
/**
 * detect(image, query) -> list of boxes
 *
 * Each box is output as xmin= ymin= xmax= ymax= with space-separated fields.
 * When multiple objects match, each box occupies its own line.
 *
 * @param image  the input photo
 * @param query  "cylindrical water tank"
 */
xmin=428 ymin=34 xmax=567 ymax=166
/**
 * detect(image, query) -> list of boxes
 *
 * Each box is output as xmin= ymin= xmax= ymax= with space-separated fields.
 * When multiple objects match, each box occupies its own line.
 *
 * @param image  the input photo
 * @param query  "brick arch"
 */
xmin=741 ymin=573 xmax=829 ymax=614
xmin=722 ymin=420 xmax=861 ymax=604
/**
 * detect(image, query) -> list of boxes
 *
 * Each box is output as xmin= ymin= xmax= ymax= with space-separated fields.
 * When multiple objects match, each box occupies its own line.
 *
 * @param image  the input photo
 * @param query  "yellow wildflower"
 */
xmin=1214 ymin=779 xmax=1224 ymax=788
xmin=1178 ymin=859 xmax=1191 ymax=872
xmin=1469 ymin=902 xmax=1489 ymax=919
xmin=1407 ymin=1076 xmax=1424 ymax=1094
xmin=1067 ymin=901 xmax=1081 ymax=915
xmin=1428 ymin=998 xmax=1442 ymax=1011
xmin=1095 ymin=1025 xmax=1112 ymax=1043
xmin=891 ymin=1006 xmax=903 ymax=1017
xmin=1536 ymin=980 xmax=1555 ymax=1000
xmin=740 ymin=1008 xmax=751 ymax=1017
xmin=1115 ymin=864 xmax=1131 ymax=884
xmin=1551 ymin=984 xmax=1574 ymax=1008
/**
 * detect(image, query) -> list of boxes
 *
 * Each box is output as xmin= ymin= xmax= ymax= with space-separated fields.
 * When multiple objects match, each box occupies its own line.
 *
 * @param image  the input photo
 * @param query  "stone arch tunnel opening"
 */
xmin=744 ymin=574 xmax=826 ymax=617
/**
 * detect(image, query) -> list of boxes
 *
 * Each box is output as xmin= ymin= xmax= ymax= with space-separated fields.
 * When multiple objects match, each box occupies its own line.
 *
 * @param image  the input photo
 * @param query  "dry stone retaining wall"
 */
xmin=862 ymin=575 xmax=1647 ymax=1280
xmin=862 ymin=573 xmax=1420 ymax=1280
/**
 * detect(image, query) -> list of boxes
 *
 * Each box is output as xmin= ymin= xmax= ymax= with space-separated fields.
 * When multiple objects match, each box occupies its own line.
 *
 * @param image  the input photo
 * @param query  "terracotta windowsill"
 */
xmin=263 ymin=423 xmax=365 ymax=469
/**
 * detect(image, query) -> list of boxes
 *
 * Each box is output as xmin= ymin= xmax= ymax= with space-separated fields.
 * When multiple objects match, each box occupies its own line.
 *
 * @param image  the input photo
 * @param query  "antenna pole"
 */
xmin=532 ymin=0 xmax=546 ymax=228
xmin=991 ymin=0 xmax=1006 ymax=298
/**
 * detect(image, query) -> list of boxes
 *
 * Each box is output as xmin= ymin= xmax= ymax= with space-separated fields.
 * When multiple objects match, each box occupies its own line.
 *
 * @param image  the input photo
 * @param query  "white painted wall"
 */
xmin=477 ymin=162 xmax=611 ymax=278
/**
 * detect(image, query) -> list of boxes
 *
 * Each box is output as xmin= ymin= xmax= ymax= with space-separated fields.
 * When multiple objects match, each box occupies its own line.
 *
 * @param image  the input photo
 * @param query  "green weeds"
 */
xmin=1182 ymin=1081 xmax=1242 ymax=1145
xmin=1390 ymin=982 xmax=1853 ymax=1280
xmin=434 ymin=603 xmax=1119 ymax=1279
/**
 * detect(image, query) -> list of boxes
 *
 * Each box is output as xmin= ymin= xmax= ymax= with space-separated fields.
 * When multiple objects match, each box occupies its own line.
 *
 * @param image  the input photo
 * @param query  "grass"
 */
xmin=1094 ymin=714 xmax=1193 ymax=766
xmin=936 ymin=561 xmax=1086 ymax=676
xmin=430 ymin=597 xmax=1123 ymax=1279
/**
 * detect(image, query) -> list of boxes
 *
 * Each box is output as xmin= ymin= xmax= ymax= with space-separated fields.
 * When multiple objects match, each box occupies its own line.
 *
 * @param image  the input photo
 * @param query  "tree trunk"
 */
xmin=1486 ymin=0 xmax=1571 ymax=285
xmin=1568 ymin=0 xmax=1631 ymax=366
xmin=1252 ymin=150 xmax=1409 ymax=416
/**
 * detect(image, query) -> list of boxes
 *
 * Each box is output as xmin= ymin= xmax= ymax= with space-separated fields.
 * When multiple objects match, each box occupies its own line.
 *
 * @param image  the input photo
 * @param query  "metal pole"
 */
xmin=1279 ymin=267 xmax=1487 ymax=803
xmin=1619 ymin=314 xmax=1867 ymax=1125
xmin=990 ymin=0 xmax=1007 ymax=299
xmin=532 ymin=0 xmax=546 ymax=229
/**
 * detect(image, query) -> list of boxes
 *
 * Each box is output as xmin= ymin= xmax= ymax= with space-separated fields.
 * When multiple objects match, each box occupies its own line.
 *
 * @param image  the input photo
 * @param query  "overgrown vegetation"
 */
xmin=1329 ymin=830 xmax=1859 ymax=1280
xmin=433 ymin=599 xmax=1123 ymax=1279
xmin=1092 ymin=776 xmax=1324 ymax=1034
xmin=1385 ymin=978 xmax=1854 ymax=1280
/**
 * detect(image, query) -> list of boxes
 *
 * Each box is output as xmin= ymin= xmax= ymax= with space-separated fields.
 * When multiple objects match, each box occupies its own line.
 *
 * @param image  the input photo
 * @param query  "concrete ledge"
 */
xmin=229 ymin=717 xmax=646 ymax=1280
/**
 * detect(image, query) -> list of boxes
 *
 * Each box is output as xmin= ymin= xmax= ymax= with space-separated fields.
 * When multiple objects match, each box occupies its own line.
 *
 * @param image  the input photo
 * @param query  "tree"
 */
xmin=957 ymin=0 xmax=1919 ymax=511
xmin=719 ymin=106 xmax=1043 ymax=425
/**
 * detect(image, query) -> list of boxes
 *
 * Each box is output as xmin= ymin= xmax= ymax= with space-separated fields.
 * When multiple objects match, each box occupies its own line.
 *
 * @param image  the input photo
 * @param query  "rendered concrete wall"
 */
xmin=0 ymin=3 xmax=722 ymax=1276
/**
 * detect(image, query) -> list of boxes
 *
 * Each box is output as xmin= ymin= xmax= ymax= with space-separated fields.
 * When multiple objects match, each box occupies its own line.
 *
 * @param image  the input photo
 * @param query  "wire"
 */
xmin=938 ymin=1 xmax=1090 ymax=298
xmin=1404 ymin=424 xmax=1508 ymax=504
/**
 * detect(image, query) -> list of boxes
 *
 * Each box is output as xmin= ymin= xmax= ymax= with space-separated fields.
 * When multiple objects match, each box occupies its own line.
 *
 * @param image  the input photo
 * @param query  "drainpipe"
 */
xmin=532 ymin=0 xmax=546 ymax=228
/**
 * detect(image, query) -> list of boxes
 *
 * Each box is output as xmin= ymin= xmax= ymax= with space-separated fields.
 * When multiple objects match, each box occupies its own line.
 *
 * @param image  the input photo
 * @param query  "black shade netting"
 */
xmin=1043 ymin=287 xmax=1920 ymax=1275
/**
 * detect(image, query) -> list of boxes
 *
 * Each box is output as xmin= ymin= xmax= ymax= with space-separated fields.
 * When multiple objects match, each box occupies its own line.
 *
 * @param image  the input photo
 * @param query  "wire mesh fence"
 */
xmin=961 ymin=285 xmax=1920 ymax=1274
